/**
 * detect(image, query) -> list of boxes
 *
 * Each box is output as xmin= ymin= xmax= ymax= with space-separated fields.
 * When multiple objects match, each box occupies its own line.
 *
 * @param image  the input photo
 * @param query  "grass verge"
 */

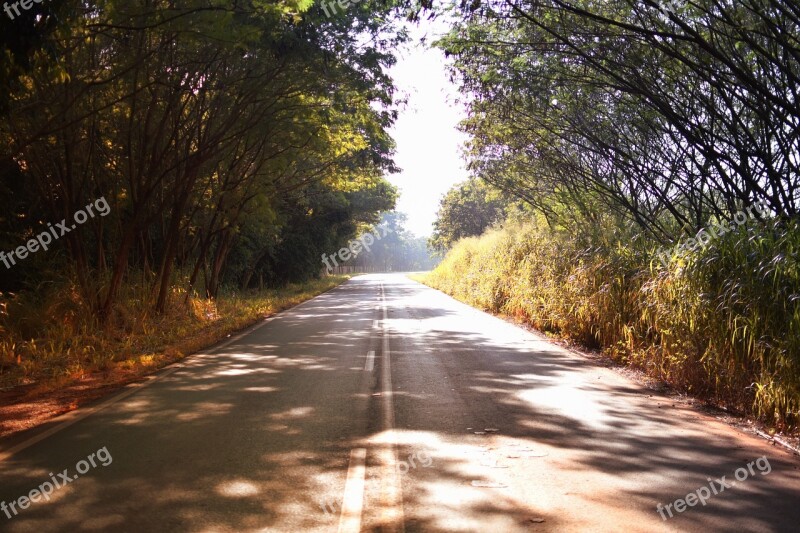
xmin=0 ymin=275 xmax=350 ymax=434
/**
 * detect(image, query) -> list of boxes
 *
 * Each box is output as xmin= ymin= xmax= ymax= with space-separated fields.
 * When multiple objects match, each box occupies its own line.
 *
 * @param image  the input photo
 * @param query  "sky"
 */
xmin=385 ymin=15 xmax=470 ymax=238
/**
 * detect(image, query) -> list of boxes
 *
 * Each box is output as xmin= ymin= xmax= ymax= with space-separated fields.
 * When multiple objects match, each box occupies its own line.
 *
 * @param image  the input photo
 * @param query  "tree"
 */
xmin=430 ymin=177 xmax=507 ymax=252
xmin=439 ymin=0 xmax=800 ymax=239
xmin=0 ymin=0 xmax=407 ymax=315
xmin=0 ymin=0 xmax=68 ymax=113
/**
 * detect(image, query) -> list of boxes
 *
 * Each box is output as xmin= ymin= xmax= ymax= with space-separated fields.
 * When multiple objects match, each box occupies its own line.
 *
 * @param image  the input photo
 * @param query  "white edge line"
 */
xmin=0 ymin=279 xmax=355 ymax=462
xmin=337 ymin=448 xmax=367 ymax=533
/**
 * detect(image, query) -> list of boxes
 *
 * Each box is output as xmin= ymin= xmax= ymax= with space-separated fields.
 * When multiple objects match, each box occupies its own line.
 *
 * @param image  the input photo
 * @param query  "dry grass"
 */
xmin=0 ymin=276 xmax=350 ymax=394
xmin=422 ymin=218 xmax=800 ymax=431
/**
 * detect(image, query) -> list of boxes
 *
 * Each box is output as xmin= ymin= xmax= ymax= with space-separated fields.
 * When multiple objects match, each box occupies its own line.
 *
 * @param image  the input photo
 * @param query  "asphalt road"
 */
xmin=0 ymin=273 xmax=798 ymax=532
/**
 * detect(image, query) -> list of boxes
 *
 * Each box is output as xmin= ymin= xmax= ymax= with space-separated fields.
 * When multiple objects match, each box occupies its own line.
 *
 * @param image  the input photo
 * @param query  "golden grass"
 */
xmin=423 ymin=219 xmax=800 ymax=430
xmin=406 ymin=273 xmax=429 ymax=284
xmin=0 ymin=276 xmax=350 ymax=393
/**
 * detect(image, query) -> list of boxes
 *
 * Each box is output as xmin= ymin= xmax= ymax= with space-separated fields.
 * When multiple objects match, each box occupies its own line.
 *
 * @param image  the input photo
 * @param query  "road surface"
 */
xmin=0 ymin=273 xmax=798 ymax=532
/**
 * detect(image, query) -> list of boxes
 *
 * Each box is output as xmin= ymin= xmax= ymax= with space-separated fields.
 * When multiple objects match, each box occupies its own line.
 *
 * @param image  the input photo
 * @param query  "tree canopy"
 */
xmin=438 ymin=0 xmax=800 ymax=239
xmin=0 ymin=0 xmax=408 ymax=316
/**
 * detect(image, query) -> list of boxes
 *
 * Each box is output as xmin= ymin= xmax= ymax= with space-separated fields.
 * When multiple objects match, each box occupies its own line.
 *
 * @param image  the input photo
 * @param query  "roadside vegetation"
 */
xmin=0 ymin=276 xmax=349 ymax=392
xmin=425 ymin=215 xmax=800 ymax=431
xmin=428 ymin=0 xmax=800 ymax=431
xmin=0 ymin=1 xmax=413 ymax=393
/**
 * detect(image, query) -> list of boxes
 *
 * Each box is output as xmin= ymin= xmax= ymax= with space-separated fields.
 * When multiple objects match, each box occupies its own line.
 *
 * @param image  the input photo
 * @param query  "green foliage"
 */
xmin=0 ymin=0 xmax=405 ymax=312
xmin=646 ymin=218 xmax=800 ymax=425
xmin=430 ymin=0 xmax=800 ymax=429
xmin=440 ymin=0 xmax=800 ymax=236
xmin=429 ymin=177 xmax=508 ymax=253
xmin=250 ymin=183 xmax=398 ymax=286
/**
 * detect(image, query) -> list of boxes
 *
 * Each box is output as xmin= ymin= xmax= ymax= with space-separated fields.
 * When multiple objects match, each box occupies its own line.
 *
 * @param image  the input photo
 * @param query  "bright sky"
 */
xmin=386 ymin=14 xmax=470 ymax=238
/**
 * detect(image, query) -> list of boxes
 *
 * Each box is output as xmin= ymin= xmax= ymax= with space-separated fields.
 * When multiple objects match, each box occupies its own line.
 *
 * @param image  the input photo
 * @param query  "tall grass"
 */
xmin=425 ymin=218 xmax=800 ymax=430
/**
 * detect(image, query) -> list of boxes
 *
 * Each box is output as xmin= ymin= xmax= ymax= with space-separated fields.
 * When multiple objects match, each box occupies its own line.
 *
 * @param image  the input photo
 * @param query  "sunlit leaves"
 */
xmin=440 ymin=0 xmax=800 ymax=238
xmin=0 ymin=0 xmax=404 ymax=308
